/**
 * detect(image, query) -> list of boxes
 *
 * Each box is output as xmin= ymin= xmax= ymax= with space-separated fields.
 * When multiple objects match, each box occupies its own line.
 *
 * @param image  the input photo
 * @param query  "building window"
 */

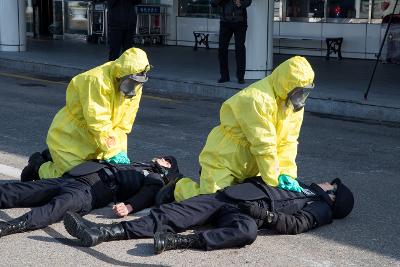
xmin=372 ymin=0 xmax=400 ymax=19
xmin=327 ymin=0 xmax=357 ymax=18
xmin=178 ymin=0 xmax=219 ymax=18
xmin=286 ymin=0 xmax=325 ymax=18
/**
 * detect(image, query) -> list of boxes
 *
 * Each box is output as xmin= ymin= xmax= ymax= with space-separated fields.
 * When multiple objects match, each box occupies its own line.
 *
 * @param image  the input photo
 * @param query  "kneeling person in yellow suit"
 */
xmin=21 ymin=48 xmax=151 ymax=181
xmin=174 ymin=56 xmax=315 ymax=201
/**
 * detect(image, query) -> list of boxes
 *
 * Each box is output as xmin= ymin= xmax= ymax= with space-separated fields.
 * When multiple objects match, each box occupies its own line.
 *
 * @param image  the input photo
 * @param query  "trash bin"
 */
xmin=386 ymin=24 xmax=400 ymax=64
xmin=381 ymin=14 xmax=400 ymax=64
xmin=87 ymin=1 xmax=107 ymax=44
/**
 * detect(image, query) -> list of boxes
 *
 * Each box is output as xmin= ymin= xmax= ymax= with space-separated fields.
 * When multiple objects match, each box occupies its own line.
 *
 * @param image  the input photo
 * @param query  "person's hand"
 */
xmin=278 ymin=174 xmax=303 ymax=192
xmin=112 ymin=203 xmax=133 ymax=217
xmin=238 ymin=201 xmax=276 ymax=227
xmin=238 ymin=201 xmax=266 ymax=218
xmin=106 ymin=136 xmax=116 ymax=148
xmin=235 ymin=0 xmax=241 ymax=7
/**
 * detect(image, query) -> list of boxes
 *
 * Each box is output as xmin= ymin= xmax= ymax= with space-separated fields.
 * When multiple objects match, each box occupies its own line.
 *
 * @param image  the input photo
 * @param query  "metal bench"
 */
xmin=274 ymin=35 xmax=343 ymax=60
xmin=193 ymin=31 xmax=219 ymax=50
xmin=192 ymin=31 xmax=343 ymax=60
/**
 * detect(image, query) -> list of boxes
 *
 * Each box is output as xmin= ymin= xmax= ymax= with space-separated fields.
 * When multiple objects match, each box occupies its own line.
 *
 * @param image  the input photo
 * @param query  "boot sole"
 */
xmin=153 ymin=232 xmax=165 ymax=255
xmin=64 ymin=212 xmax=96 ymax=247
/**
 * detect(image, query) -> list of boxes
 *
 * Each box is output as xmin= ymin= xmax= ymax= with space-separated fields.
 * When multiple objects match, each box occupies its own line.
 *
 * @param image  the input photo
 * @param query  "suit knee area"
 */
xmin=240 ymin=219 xmax=258 ymax=244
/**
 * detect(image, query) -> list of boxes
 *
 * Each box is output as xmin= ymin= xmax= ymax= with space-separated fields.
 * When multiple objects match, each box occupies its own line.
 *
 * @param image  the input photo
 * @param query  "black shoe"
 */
xmin=154 ymin=232 xmax=205 ymax=254
xmin=238 ymin=79 xmax=245 ymax=84
xmin=20 ymin=164 xmax=39 ymax=182
xmin=20 ymin=152 xmax=46 ymax=182
xmin=64 ymin=211 xmax=126 ymax=247
xmin=0 ymin=216 xmax=28 ymax=238
xmin=218 ymin=77 xmax=230 ymax=83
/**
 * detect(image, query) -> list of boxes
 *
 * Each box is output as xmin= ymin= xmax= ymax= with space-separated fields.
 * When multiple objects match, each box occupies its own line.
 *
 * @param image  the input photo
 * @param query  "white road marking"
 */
xmin=0 ymin=164 xmax=21 ymax=178
xmin=0 ymin=71 xmax=179 ymax=102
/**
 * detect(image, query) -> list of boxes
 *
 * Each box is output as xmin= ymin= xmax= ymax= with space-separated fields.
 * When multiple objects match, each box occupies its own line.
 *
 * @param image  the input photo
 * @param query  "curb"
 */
xmin=1 ymin=57 xmax=399 ymax=124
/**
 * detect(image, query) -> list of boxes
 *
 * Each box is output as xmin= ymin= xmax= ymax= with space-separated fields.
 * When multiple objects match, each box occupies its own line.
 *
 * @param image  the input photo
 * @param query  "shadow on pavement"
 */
xmin=302 ymin=175 xmax=400 ymax=261
xmin=127 ymin=243 xmax=155 ymax=257
xmin=0 ymin=210 xmax=165 ymax=267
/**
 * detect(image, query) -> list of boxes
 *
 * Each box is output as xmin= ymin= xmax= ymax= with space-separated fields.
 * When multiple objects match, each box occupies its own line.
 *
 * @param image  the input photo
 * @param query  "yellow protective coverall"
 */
xmin=174 ymin=56 xmax=315 ymax=201
xmin=38 ymin=48 xmax=150 ymax=178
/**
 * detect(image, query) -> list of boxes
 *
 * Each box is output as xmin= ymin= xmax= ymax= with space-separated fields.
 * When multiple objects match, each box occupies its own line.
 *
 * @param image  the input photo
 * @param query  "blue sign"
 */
xmin=137 ymin=5 xmax=161 ymax=14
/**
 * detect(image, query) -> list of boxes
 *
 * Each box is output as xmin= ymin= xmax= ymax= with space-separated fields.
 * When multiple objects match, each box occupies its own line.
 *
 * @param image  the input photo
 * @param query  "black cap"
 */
xmin=331 ymin=178 xmax=354 ymax=219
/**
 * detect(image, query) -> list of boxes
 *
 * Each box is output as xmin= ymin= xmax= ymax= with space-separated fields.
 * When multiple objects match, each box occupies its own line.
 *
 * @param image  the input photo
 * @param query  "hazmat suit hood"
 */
xmin=110 ymin=48 xmax=150 ymax=81
xmin=268 ymin=56 xmax=315 ymax=100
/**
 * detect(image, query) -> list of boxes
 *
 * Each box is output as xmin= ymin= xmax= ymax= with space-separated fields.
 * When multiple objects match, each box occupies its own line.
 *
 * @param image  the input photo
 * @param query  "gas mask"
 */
xmin=118 ymin=73 xmax=148 ymax=98
xmin=285 ymin=83 xmax=314 ymax=112
xmin=118 ymin=65 xmax=151 ymax=98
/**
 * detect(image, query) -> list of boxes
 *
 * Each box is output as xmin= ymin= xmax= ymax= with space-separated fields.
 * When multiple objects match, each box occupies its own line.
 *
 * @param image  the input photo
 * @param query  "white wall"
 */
xmin=0 ymin=0 xmax=26 ymax=51
xmin=160 ymin=0 xmax=177 ymax=45
xmin=174 ymin=18 xmax=383 ymax=59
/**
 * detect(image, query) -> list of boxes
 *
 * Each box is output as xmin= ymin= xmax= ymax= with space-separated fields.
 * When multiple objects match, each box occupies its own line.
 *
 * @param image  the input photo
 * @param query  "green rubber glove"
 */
xmin=105 ymin=152 xmax=131 ymax=164
xmin=278 ymin=174 xmax=303 ymax=192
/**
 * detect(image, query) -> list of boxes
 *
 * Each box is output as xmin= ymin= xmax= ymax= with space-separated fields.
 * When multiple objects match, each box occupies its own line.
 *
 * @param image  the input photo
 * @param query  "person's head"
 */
xmin=153 ymin=156 xmax=181 ymax=183
xmin=111 ymin=48 xmax=151 ymax=98
xmin=311 ymin=178 xmax=354 ymax=219
xmin=269 ymin=56 xmax=315 ymax=112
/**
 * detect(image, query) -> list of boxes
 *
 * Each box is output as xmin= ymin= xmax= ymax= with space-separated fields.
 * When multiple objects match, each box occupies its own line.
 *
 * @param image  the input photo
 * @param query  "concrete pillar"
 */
xmin=0 ymin=0 xmax=26 ymax=52
xmin=160 ymin=0 xmax=177 ymax=45
xmin=244 ymin=0 xmax=274 ymax=79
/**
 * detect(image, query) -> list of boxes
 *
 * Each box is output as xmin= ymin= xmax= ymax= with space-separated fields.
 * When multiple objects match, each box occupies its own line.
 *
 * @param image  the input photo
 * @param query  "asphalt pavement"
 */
xmin=0 ymin=70 xmax=399 ymax=266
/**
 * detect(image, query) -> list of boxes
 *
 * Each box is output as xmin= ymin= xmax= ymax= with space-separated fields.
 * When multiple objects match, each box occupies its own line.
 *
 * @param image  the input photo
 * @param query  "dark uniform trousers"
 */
xmin=0 ymin=178 xmax=96 ymax=230
xmin=121 ymin=193 xmax=258 ymax=251
xmin=108 ymin=29 xmax=136 ymax=61
xmin=218 ymin=21 xmax=248 ymax=81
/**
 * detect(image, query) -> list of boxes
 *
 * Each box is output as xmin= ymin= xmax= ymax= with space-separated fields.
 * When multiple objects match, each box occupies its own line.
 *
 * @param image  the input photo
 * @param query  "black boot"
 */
xmin=63 ymin=211 xmax=126 ymax=247
xmin=20 ymin=152 xmax=45 ymax=182
xmin=154 ymin=232 xmax=206 ymax=254
xmin=0 ymin=216 xmax=29 ymax=238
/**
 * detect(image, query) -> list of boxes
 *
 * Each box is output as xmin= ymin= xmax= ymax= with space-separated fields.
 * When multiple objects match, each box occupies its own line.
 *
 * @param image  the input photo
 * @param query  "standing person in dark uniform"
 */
xmin=63 ymin=177 xmax=354 ymax=254
xmin=107 ymin=0 xmax=142 ymax=61
xmin=0 ymin=156 xmax=182 ymax=238
xmin=211 ymin=0 xmax=252 ymax=84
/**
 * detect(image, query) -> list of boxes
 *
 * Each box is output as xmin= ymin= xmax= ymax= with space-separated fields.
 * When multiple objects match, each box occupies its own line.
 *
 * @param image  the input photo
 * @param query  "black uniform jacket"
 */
xmin=223 ymin=177 xmax=333 ymax=235
xmin=107 ymin=0 xmax=141 ymax=30
xmin=69 ymin=161 xmax=165 ymax=212
xmin=211 ymin=0 xmax=252 ymax=23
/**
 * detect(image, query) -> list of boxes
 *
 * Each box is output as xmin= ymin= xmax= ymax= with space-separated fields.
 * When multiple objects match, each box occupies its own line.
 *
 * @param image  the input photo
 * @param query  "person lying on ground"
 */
xmin=0 ymin=156 xmax=182 ymax=238
xmin=63 ymin=176 xmax=354 ymax=254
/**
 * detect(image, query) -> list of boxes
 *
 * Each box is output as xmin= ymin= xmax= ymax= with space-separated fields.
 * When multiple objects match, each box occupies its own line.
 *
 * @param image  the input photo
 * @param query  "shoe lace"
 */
xmin=0 ymin=220 xmax=28 ymax=236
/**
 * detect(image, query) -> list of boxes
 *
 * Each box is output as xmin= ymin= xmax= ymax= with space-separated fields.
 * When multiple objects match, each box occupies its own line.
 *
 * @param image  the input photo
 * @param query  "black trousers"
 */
xmin=121 ymin=193 xmax=258 ymax=251
xmin=218 ymin=21 xmax=247 ymax=81
xmin=0 ymin=178 xmax=94 ymax=230
xmin=108 ymin=28 xmax=136 ymax=61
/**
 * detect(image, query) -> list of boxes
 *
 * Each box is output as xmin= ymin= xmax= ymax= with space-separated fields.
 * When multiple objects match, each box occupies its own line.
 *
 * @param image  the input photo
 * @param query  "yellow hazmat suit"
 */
xmin=175 ymin=56 xmax=315 ymax=201
xmin=39 ymin=48 xmax=150 ymax=178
